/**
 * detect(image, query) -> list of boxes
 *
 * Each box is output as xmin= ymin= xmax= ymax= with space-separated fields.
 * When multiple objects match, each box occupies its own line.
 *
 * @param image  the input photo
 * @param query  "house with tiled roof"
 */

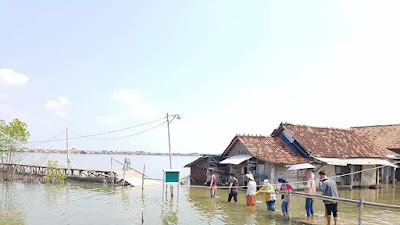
xmin=219 ymin=135 xmax=310 ymax=187
xmin=185 ymin=134 xmax=311 ymax=187
xmin=185 ymin=122 xmax=397 ymax=189
xmin=351 ymin=124 xmax=400 ymax=155
xmin=272 ymin=123 xmax=397 ymax=188
xmin=351 ymin=124 xmax=400 ymax=180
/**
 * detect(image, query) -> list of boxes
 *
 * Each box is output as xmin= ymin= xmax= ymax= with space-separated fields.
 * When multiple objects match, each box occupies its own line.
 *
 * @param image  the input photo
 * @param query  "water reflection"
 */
xmin=0 ymin=180 xmax=399 ymax=225
xmin=0 ymin=182 xmax=26 ymax=224
xmin=161 ymin=197 xmax=179 ymax=225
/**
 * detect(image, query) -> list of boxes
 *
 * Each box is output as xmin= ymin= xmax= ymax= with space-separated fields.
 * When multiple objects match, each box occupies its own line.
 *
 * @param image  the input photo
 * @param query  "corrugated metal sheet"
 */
xmin=219 ymin=155 xmax=252 ymax=165
xmin=315 ymin=157 xmax=347 ymax=166
xmin=315 ymin=157 xmax=397 ymax=167
xmin=343 ymin=158 xmax=397 ymax=167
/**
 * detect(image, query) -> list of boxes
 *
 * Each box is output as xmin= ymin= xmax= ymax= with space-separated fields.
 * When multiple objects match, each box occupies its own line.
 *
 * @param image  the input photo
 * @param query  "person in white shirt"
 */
xmin=246 ymin=174 xmax=257 ymax=206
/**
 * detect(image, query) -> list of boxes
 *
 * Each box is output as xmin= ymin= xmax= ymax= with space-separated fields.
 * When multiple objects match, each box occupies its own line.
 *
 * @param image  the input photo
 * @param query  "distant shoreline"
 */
xmin=16 ymin=149 xmax=202 ymax=156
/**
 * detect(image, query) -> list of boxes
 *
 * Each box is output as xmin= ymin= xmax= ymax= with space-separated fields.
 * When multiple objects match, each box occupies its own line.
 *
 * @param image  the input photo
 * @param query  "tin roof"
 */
xmin=315 ymin=157 xmax=397 ymax=167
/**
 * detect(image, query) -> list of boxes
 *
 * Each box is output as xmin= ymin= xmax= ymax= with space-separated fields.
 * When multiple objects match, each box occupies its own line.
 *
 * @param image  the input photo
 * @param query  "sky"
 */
xmin=1 ymin=0 xmax=400 ymax=154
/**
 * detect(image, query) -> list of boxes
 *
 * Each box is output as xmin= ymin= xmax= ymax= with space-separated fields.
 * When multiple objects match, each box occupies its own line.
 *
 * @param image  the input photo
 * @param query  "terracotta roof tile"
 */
xmin=283 ymin=123 xmax=389 ymax=158
xmin=236 ymin=135 xmax=309 ymax=164
xmin=351 ymin=124 xmax=400 ymax=156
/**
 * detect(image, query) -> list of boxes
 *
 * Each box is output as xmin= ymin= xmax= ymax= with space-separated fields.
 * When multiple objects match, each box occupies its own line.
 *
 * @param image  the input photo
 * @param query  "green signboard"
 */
xmin=165 ymin=171 xmax=180 ymax=183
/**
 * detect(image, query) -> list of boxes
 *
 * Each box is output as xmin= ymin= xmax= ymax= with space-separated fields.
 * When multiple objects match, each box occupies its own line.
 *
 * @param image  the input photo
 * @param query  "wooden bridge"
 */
xmin=0 ymin=162 xmax=160 ymax=187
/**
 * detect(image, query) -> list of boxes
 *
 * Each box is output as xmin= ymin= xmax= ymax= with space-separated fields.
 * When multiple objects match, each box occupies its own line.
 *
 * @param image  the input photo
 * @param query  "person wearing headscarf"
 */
xmin=304 ymin=169 xmax=316 ymax=219
xmin=246 ymin=174 xmax=257 ymax=206
xmin=255 ymin=179 xmax=276 ymax=211
xmin=209 ymin=169 xmax=217 ymax=197
xmin=278 ymin=177 xmax=293 ymax=216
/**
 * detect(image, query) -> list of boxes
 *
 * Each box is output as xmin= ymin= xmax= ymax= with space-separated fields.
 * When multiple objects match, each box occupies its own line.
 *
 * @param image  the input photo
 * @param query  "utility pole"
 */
xmin=167 ymin=113 xmax=172 ymax=169
xmin=66 ymin=127 xmax=70 ymax=175
xmin=166 ymin=113 xmax=180 ymax=197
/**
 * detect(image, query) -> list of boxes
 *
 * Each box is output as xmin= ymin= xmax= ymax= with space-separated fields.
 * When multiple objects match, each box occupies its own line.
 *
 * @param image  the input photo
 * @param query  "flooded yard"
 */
xmin=1 ymin=180 xmax=399 ymax=225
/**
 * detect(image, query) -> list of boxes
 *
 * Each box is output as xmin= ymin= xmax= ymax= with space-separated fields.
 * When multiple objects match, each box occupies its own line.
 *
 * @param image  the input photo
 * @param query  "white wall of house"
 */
xmin=361 ymin=165 xmax=377 ymax=186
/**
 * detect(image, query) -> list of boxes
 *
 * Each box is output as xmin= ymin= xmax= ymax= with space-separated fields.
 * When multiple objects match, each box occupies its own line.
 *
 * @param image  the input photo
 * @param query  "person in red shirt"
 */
xmin=209 ymin=169 xmax=217 ymax=197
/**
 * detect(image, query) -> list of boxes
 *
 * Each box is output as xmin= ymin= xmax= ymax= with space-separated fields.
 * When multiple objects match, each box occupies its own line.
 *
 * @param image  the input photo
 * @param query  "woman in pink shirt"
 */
xmin=209 ymin=169 xmax=217 ymax=197
xmin=304 ymin=169 xmax=316 ymax=219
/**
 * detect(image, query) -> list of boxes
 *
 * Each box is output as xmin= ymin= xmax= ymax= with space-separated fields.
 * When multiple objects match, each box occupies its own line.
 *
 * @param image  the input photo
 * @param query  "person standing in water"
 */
xmin=278 ymin=178 xmax=293 ymax=216
xmin=255 ymin=179 xmax=276 ymax=211
xmin=304 ymin=169 xmax=316 ymax=219
xmin=209 ymin=169 xmax=217 ymax=197
xmin=246 ymin=174 xmax=257 ymax=206
xmin=228 ymin=173 xmax=239 ymax=202
xmin=319 ymin=170 xmax=339 ymax=225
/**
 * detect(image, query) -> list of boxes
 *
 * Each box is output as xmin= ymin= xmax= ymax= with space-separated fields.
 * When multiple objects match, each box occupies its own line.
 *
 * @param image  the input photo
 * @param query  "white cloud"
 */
xmin=45 ymin=97 xmax=71 ymax=117
xmin=0 ymin=68 xmax=29 ymax=86
xmin=113 ymin=89 xmax=160 ymax=119
xmin=58 ymin=97 xmax=71 ymax=105
xmin=97 ymin=89 xmax=161 ymax=125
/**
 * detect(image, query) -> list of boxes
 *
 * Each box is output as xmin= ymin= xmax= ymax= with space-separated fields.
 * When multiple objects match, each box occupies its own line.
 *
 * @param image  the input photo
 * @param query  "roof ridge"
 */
xmin=284 ymin=123 xmax=350 ymax=131
xmin=351 ymin=124 xmax=400 ymax=128
xmin=237 ymin=134 xmax=267 ymax=138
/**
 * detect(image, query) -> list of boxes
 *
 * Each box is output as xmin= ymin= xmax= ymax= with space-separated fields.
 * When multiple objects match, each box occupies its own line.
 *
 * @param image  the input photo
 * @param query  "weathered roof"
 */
xmin=224 ymin=135 xmax=309 ymax=164
xmin=351 ymin=124 xmax=400 ymax=156
xmin=283 ymin=123 xmax=389 ymax=158
xmin=184 ymin=155 xmax=225 ymax=168
xmin=184 ymin=156 xmax=208 ymax=168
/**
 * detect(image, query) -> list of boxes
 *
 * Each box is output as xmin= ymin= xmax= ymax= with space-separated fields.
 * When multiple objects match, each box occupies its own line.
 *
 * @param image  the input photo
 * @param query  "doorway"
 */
xmin=353 ymin=165 xmax=362 ymax=187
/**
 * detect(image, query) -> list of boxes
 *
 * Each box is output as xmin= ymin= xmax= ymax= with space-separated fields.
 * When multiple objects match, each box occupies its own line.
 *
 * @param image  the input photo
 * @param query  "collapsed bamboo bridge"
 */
xmin=0 ymin=162 xmax=159 ymax=187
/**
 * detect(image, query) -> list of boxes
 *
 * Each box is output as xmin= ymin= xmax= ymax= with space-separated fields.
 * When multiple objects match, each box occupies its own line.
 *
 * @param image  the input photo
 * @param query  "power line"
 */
xmin=27 ymin=116 xmax=167 ymax=143
xmin=68 ymin=120 xmax=168 ymax=141
xmin=28 ymin=130 xmax=65 ymax=148
xmin=0 ymin=129 xmax=68 ymax=167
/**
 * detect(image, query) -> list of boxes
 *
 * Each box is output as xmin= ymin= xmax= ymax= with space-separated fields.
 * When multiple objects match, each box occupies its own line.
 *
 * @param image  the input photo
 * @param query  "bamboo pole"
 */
xmin=110 ymin=157 xmax=114 ymax=184
xmin=290 ymin=191 xmax=400 ymax=211
xmin=358 ymin=198 xmax=364 ymax=225
xmin=122 ymin=158 xmax=127 ymax=186
xmin=142 ymin=165 xmax=145 ymax=192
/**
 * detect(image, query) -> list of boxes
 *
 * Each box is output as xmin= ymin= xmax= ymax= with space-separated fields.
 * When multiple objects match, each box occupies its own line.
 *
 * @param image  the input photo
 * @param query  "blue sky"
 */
xmin=1 ymin=1 xmax=400 ymax=154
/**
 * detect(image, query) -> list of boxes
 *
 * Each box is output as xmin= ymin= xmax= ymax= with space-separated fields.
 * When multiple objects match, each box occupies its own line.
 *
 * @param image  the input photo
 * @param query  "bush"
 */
xmin=44 ymin=161 xmax=66 ymax=182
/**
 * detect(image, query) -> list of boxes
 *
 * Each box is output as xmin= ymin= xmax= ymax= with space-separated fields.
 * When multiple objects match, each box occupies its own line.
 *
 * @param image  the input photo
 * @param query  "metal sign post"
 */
xmin=162 ymin=169 xmax=180 ymax=200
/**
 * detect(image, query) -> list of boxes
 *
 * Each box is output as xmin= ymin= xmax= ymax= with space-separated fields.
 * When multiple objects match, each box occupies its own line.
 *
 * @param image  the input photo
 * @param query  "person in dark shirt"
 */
xmin=228 ymin=173 xmax=239 ymax=202
xmin=319 ymin=170 xmax=338 ymax=225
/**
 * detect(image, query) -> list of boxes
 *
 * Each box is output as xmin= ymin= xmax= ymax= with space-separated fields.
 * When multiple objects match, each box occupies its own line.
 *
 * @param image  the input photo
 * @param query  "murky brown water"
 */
xmin=0 ymin=180 xmax=399 ymax=225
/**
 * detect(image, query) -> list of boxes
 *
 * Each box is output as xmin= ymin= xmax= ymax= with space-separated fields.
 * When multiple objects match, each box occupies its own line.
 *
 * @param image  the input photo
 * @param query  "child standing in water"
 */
xmin=278 ymin=178 xmax=293 ymax=216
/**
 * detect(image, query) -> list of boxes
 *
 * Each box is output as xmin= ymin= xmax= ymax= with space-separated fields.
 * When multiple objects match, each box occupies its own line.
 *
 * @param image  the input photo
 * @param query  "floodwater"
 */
xmin=1 ymin=180 xmax=399 ymax=225
xmin=2 ymin=153 xmax=400 ymax=224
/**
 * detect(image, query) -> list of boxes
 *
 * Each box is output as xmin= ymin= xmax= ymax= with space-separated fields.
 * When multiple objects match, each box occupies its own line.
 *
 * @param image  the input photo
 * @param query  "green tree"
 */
xmin=44 ymin=160 xmax=66 ymax=182
xmin=0 ymin=119 xmax=30 ymax=164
